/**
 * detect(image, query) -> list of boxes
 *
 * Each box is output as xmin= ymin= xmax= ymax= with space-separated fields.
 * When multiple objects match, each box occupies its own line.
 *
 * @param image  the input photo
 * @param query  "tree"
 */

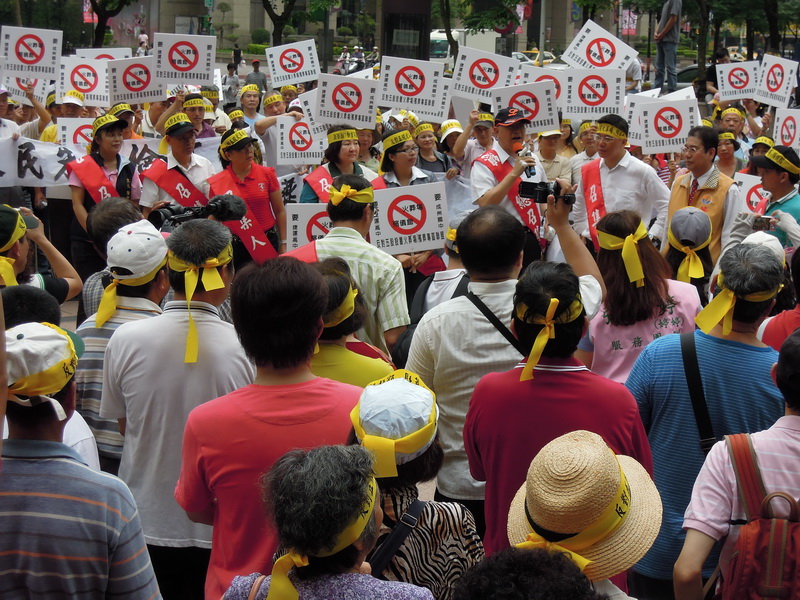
xmin=434 ymin=0 xmax=522 ymax=59
xmin=88 ymin=0 xmax=135 ymax=47
xmin=262 ymin=0 xmax=298 ymax=47
xmin=574 ymin=0 xmax=614 ymax=25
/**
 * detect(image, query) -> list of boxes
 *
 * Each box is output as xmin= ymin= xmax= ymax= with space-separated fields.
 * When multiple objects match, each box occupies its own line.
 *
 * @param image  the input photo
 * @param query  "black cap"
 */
xmin=751 ymin=145 xmax=800 ymax=174
xmin=495 ymin=107 xmax=531 ymax=127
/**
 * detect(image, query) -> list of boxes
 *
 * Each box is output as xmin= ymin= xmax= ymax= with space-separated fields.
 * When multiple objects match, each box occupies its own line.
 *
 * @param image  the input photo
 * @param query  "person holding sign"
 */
xmin=752 ymin=145 xmax=800 ymax=246
xmin=238 ymin=84 xmax=265 ymax=128
xmin=572 ymin=114 xmax=669 ymax=251
xmin=108 ymin=103 xmax=144 ymax=140
xmin=39 ymin=90 xmax=85 ymax=143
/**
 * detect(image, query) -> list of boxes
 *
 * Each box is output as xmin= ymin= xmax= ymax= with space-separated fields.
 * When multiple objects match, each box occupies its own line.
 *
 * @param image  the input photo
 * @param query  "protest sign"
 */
xmin=626 ymin=93 xmax=661 ymax=143
xmin=773 ymin=108 xmax=800 ymax=152
xmin=492 ymin=81 xmax=558 ymax=133
xmin=370 ymin=182 xmax=448 ymax=254
xmin=286 ymin=203 xmax=333 ymax=250
xmin=315 ymin=74 xmax=378 ymax=127
xmin=1 ymin=26 xmax=62 ymax=79
xmin=108 ymin=56 xmax=164 ymax=105
xmin=75 ymin=47 xmax=132 ymax=60
xmin=716 ymin=61 xmax=759 ymax=101
xmin=735 ymin=172 xmax=770 ymax=212
xmin=58 ymin=117 xmax=94 ymax=151
xmin=2 ymin=76 xmax=47 ymax=105
xmin=297 ymin=89 xmax=328 ymax=139
xmin=562 ymin=20 xmax=638 ymax=70
xmin=266 ymin=39 xmax=320 ymax=86
xmin=276 ymin=117 xmax=325 ymax=165
xmin=451 ymin=47 xmax=517 ymax=101
xmin=279 ymin=172 xmax=303 ymax=205
xmin=152 ymin=33 xmax=216 ymax=85
xmin=754 ymin=55 xmax=798 ymax=107
xmin=59 ymin=55 xmax=109 ymax=105
xmin=562 ymin=69 xmax=624 ymax=119
xmin=379 ymin=56 xmax=449 ymax=122
xmin=639 ymin=99 xmax=697 ymax=153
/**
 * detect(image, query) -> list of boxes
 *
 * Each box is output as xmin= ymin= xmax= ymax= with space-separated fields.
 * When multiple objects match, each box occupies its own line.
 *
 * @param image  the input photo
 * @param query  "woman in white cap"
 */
xmin=349 ymin=370 xmax=484 ymax=600
xmin=507 ymin=430 xmax=662 ymax=599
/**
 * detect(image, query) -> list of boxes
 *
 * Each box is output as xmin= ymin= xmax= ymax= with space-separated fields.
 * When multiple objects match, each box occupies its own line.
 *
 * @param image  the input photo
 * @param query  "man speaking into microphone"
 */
xmin=471 ymin=107 xmax=549 ymax=265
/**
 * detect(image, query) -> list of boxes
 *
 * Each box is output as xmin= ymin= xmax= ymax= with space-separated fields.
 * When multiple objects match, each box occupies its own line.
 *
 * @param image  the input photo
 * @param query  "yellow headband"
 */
xmin=92 ymin=114 xmax=121 ymax=138
xmin=64 ymin=89 xmax=85 ymax=103
xmin=596 ymin=123 xmax=627 ymax=139
xmin=280 ymin=85 xmax=297 ymax=93
xmin=167 ymin=244 xmax=233 ymax=363
xmin=228 ymin=109 xmax=244 ymax=120
xmin=95 ymin=257 xmax=168 ymax=327
xmin=407 ymin=112 xmax=419 ymax=128
xmin=110 ymin=103 xmax=132 ymax=115
xmin=477 ymin=113 xmax=494 ymax=124
xmin=695 ymin=272 xmax=782 ymax=335
xmin=201 ymin=89 xmax=218 ymax=99
xmin=9 ymin=322 xmax=79 ymax=398
xmin=754 ymin=136 xmax=774 ymax=148
xmin=165 ymin=113 xmax=192 ymax=130
xmin=701 ymin=119 xmax=713 ymax=128
xmin=579 ymin=121 xmax=594 ymax=134
xmin=263 ymin=93 xmax=282 ymax=106
xmin=516 ymin=454 xmax=631 ymax=572
xmin=219 ymin=129 xmax=252 ymax=159
xmin=718 ymin=131 xmax=736 ymax=142
xmin=240 ymin=84 xmax=259 ymax=97
xmin=445 ymin=228 xmax=457 ymax=242
xmin=351 ymin=370 xmax=438 ymax=477
xmin=385 ymin=130 xmax=412 ymax=149
xmin=414 ymin=123 xmax=434 ymax=138
xmin=668 ymin=227 xmax=712 ymax=283
xmin=267 ymin=476 xmax=378 ymax=600
xmin=516 ymin=297 xmax=584 ymax=382
xmin=182 ymin=97 xmax=205 ymax=109
xmin=0 ymin=209 xmax=26 ymax=287
xmin=329 ymin=183 xmax=374 ymax=206
xmin=324 ymin=286 xmax=358 ymax=328
xmin=561 ymin=118 xmax=571 ymax=126
xmin=597 ymin=221 xmax=649 ymax=287
xmin=721 ymin=107 xmax=744 ymax=120
xmin=765 ymin=148 xmax=800 ymax=175
xmin=1 ymin=209 xmax=27 ymax=253
xmin=327 ymin=129 xmax=358 ymax=145
xmin=46 ymin=92 xmax=56 ymax=106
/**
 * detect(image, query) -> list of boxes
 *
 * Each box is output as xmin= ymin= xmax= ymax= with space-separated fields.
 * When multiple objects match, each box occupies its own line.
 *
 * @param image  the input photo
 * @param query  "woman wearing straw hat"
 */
xmin=349 ymin=371 xmax=484 ymax=600
xmin=507 ymin=430 xmax=662 ymax=599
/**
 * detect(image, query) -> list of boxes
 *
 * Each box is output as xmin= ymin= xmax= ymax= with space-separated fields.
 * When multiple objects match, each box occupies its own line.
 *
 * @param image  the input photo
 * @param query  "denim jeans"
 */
xmin=654 ymin=41 xmax=678 ymax=93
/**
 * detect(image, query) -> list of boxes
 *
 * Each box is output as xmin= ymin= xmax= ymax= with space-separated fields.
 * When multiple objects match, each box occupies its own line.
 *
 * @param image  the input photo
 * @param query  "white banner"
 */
xmin=773 ymin=108 xmax=800 ymax=152
xmin=716 ymin=61 xmax=759 ymax=101
xmin=450 ymin=47 xmax=518 ymax=102
xmin=370 ymin=182 xmax=448 ymax=254
xmin=108 ymin=56 xmax=165 ymax=105
xmin=734 ymin=172 xmax=770 ymax=212
xmin=754 ymin=55 xmax=799 ymax=108
xmin=59 ymin=55 xmax=109 ymax=106
xmin=75 ymin=47 xmax=132 ymax=60
xmin=639 ymin=99 xmax=698 ymax=154
xmin=278 ymin=172 xmax=303 ymax=205
xmin=276 ymin=116 xmax=325 ymax=165
xmin=0 ymin=26 xmax=62 ymax=79
xmin=562 ymin=69 xmax=625 ymax=120
xmin=562 ymin=19 xmax=637 ymax=70
xmin=286 ymin=203 xmax=333 ymax=250
xmin=152 ymin=33 xmax=216 ymax=86
xmin=265 ymin=39 xmax=321 ymax=87
xmin=492 ymin=81 xmax=558 ymax=133
xmin=315 ymin=74 xmax=378 ymax=127
xmin=379 ymin=56 xmax=449 ymax=122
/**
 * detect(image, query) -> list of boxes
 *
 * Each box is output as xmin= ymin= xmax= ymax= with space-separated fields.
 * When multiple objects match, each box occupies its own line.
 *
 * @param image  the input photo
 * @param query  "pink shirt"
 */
xmin=68 ymin=157 xmax=142 ymax=201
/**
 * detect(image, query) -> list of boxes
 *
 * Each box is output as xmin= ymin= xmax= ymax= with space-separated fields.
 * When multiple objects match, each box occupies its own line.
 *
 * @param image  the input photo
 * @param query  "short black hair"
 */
xmin=687 ymin=126 xmax=719 ymax=154
xmin=2 ymin=286 xmax=61 ymax=328
xmin=327 ymin=174 xmax=374 ymax=223
xmin=598 ymin=113 xmax=628 ymax=136
xmin=777 ymin=329 xmax=800 ymax=412
xmin=86 ymin=198 xmax=142 ymax=257
xmin=715 ymin=47 xmax=729 ymax=60
xmin=315 ymin=257 xmax=366 ymax=339
xmin=227 ymin=62 xmax=236 ymax=70
xmin=457 ymin=206 xmax=525 ymax=279
xmin=324 ymin=124 xmax=355 ymax=165
xmin=380 ymin=129 xmax=409 ymax=173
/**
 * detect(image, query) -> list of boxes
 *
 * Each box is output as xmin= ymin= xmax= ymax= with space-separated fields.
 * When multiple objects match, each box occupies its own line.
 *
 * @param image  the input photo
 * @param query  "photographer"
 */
xmin=471 ymin=107 xmax=549 ymax=266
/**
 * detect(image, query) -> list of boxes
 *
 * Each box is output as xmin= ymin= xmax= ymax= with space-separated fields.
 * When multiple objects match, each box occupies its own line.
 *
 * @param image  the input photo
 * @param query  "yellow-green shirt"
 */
xmin=311 ymin=343 xmax=393 ymax=387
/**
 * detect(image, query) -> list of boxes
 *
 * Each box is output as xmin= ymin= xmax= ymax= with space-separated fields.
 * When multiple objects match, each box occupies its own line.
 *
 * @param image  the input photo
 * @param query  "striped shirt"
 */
xmin=75 ymin=296 xmax=163 ymax=460
xmin=0 ymin=440 xmax=160 ymax=599
xmin=316 ymin=227 xmax=409 ymax=355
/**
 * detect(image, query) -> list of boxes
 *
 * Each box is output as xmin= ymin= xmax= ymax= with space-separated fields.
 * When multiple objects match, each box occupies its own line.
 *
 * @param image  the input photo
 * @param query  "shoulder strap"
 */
xmin=369 ymin=500 xmax=427 ymax=578
xmin=725 ymin=433 xmax=768 ymax=521
xmin=247 ymin=574 xmax=267 ymax=600
xmin=453 ymin=273 xmax=471 ymax=298
xmin=680 ymin=331 xmax=716 ymax=454
xmin=409 ymin=276 xmax=434 ymax=324
xmin=466 ymin=292 xmax=526 ymax=356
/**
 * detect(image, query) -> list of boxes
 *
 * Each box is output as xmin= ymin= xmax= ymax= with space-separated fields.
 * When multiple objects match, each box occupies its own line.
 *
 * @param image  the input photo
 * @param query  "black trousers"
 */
xmin=147 ymin=544 xmax=211 ymax=600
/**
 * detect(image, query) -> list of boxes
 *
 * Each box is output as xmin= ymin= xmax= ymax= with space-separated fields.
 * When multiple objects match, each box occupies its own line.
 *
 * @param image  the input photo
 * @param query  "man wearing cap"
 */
xmin=139 ymin=112 xmax=216 ymax=218
xmin=570 ymin=121 xmax=599 ymax=187
xmin=0 ymin=85 xmax=21 ymax=138
xmin=108 ymin=102 xmax=144 ymax=139
xmin=0 ymin=322 xmax=160 ymax=597
xmin=471 ymin=107 xmax=548 ymax=265
xmin=744 ymin=135 xmax=774 ymax=174
xmin=39 ymin=90 xmax=85 ymax=143
xmin=245 ymin=59 xmax=268 ymax=93
xmin=625 ymin=243 xmax=784 ymax=596
xmin=155 ymin=91 xmax=217 ymax=138
xmin=175 ymin=256 xmax=362 ymax=599
xmin=201 ymin=85 xmax=232 ymax=134
xmin=572 ymin=114 xmax=670 ymax=251
xmin=452 ymin=110 xmax=498 ymax=178
xmin=665 ymin=126 xmax=744 ymax=264
xmin=74 ymin=220 xmax=169 ymax=476
xmin=536 ymin=128 xmax=573 ymax=184
xmin=753 ymin=145 xmax=800 ymax=247
xmin=101 ymin=219 xmax=254 ymax=597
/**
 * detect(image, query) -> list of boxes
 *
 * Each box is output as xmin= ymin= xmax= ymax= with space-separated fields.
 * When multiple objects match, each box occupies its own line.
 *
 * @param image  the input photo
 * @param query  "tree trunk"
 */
xmin=439 ymin=0 xmax=458 ymax=63
xmin=746 ymin=20 xmax=755 ymax=60
xmin=763 ymin=0 xmax=781 ymax=52
xmin=713 ymin=20 xmax=721 ymax=54
xmin=93 ymin=16 xmax=109 ymax=47
xmin=695 ymin=0 xmax=709 ymax=106
xmin=13 ymin=0 xmax=22 ymax=26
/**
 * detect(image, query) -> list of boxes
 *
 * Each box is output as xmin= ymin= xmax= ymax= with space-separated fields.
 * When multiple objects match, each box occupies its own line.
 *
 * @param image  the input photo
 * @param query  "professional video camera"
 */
xmin=147 ymin=194 xmax=247 ymax=232
xmin=518 ymin=181 xmax=576 ymax=205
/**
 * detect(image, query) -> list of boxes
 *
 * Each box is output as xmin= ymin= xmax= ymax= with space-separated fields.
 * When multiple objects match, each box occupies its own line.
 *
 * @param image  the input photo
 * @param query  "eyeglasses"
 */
xmin=592 ymin=135 xmax=618 ymax=143
xmin=682 ymin=145 xmax=703 ymax=154
xmin=396 ymin=145 xmax=420 ymax=154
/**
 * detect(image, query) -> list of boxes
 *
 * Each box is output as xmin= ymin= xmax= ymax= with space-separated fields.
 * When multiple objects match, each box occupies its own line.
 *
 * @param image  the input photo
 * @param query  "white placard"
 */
xmin=773 ymin=108 xmax=800 ymax=152
xmin=734 ymin=172 xmax=770 ymax=212
xmin=286 ymin=203 xmax=333 ymax=250
xmin=518 ymin=65 xmax=567 ymax=109
xmin=265 ymin=39 xmax=320 ymax=86
xmin=59 ymin=56 xmax=108 ymax=106
xmin=75 ymin=47 xmax=132 ymax=60
xmin=297 ymin=89 xmax=328 ymax=139
xmin=754 ymin=55 xmax=799 ymax=108
xmin=562 ymin=19 xmax=637 ymax=70
xmin=370 ymin=182 xmax=448 ymax=254
xmin=315 ymin=74 xmax=378 ymax=127
xmin=0 ymin=26 xmax=62 ymax=79
xmin=107 ymin=56 xmax=165 ymax=105
xmin=639 ymin=99 xmax=698 ymax=153
xmin=450 ymin=47 xmax=518 ymax=101
xmin=348 ymin=67 xmax=376 ymax=80
xmin=0 ymin=57 xmax=5 ymax=83
xmin=276 ymin=116 xmax=325 ymax=165
xmin=379 ymin=56 xmax=449 ymax=122
xmin=58 ymin=118 xmax=94 ymax=150
xmin=2 ymin=76 xmax=47 ymax=105
xmin=661 ymin=87 xmax=696 ymax=101
xmin=626 ymin=92 xmax=662 ymax=143
xmin=716 ymin=61 xmax=759 ymax=101
xmin=152 ymin=33 xmax=216 ymax=85
xmin=491 ymin=81 xmax=558 ymax=133
xmin=562 ymin=69 xmax=625 ymax=120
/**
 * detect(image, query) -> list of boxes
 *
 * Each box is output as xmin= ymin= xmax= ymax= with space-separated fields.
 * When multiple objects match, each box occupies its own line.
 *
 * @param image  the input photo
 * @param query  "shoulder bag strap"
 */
xmin=466 ymin=292 xmax=526 ymax=356
xmin=369 ymin=500 xmax=427 ymax=578
xmin=680 ymin=331 xmax=716 ymax=454
xmin=246 ymin=574 xmax=267 ymax=600
xmin=453 ymin=273 xmax=471 ymax=298
xmin=725 ymin=433 xmax=768 ymax=522
xmin=408 ymin=276 xmax=434 ymax=324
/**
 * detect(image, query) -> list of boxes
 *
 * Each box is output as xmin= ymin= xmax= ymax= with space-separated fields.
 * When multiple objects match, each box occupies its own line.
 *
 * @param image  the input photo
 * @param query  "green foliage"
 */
xmin=247 ymin=43 xmax=269 ymax=53
xmin=283 ymin=24 xmax=296 ymax=35
xmin=251 ymin=27 xmax=270 ymax=44
xmin=337 ymin=26 xmax=352 ymax=36
xmin=217 ymin=1 xmax=231 ymax=13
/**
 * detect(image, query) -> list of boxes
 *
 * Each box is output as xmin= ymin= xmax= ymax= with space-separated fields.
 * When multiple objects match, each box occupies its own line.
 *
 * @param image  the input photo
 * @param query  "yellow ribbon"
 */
xmin=228 ymin=109 xmax=244 ymax=121
xmin=517 ymin=297 xmax=584 ymax=382
xmin=329 ymin=184 xmax=374 ymax=206
xmin=695 ymin=272 xmax=783 ymax=336
xmin=445 ymin=228 xmax=457 ymax=242
xmin=219 ymin=129 xmax=252 ymax=159
xmin=9 ymin=322 xmax=78 ymax=397
xmin=414 ymin=123 xmax=434 ymax=138
xmin=754 ymin=136 xmax=775 ymax=148
xmin=95 ymin=257 xmax=167 ymax=327
xmin=324 ymin=286 xmax=358 ymax=328
xmin=0 ymin=256 xmax=17 ymax=287
xmin=668 ymin=227 xmax=711 ymax=283
xmin=167 ymin=244 xmax=233 ymax=363
xmin=765 ymin=148 xmax=800 ymax=175
xmin=516 ymin=456 xmax=631 ymax=572
xmin=266 ymin=477 xmax=378 ymax=600
xmin=384 ymin=130 xmax=412 ymax=150
xmin=596 ymin=123 xmax=627 ymax=139
xmin=327 ymin=129 xmax=358 ymax=145
xmin=718 ymin=131 xmax=736 ymax=142
xmin=597 ymin=222 xmax=649 ymax=287
xmin=239 ymin=84 xmax=260 ymax=97
xmin=263 ymin=93 xmax=282 ymax=106
xmin=701 ymin=119 xmax=713 ymax=128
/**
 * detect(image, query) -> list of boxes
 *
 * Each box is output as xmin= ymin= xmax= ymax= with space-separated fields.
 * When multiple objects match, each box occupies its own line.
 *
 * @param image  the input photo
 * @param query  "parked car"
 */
xmin=521 ymin=50 xmax=556 ymax=65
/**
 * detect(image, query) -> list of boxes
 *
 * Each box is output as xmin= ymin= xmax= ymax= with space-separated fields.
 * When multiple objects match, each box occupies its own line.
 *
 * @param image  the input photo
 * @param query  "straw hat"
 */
xmin=507 ymin=430 xmax=662 ymax=582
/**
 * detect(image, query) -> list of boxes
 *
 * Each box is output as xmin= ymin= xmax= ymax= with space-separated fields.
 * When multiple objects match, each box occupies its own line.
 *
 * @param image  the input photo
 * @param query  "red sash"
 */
xmin=65 ymin=156 xmax=119 ymax=205
xmin=581 ymin=159 xmax=606 ymax=251
xmin=140 ymin=159 xmax=208 ymax=208
xmin=207 ymin=168 xmax=278 ymax=264
xmin=285 ymin=241 xmax=319 ymax=263
xmin=754 ymin=194 xmax=770 ymax=215
xmin=474 ymin=149 xmax=540 ymax=233
xmin=304 ymin=165 xmax=386 ymax=201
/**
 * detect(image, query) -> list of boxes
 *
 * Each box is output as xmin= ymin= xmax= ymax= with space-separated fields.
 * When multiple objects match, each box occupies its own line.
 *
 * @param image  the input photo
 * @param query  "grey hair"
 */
xmin=718 ymin=243 xmax=783 ymax=323
xmin=166 ymin=219 xmax=232 ymax=266
xmin=263 ymin=445 xmax=376 ymax=560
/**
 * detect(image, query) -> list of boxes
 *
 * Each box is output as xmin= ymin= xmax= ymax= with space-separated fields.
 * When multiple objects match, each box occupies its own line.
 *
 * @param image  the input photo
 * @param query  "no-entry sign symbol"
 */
xmin=536 ymin=75 xmax=561 ymax=99
xmin=746 ymin=185 xmax=767 ymax=211
xmin=288 ymin=122 xmax=313 ymax=151
xmin=70 ymin=64 xmax=98 ymax=93
xmin=578 ymin=76 xmax=608 ymax=106
xmin=96 ymin=54 xmax=114 ymax=60
xmin=122 ymin=64 xmax=151 ymax=92
xmin=780 ymin=116 xmax=797 ymax=146
xmin=388 ymin=195 xmax=426 ymax=235
xmin=73 ymin=124 xmax=93 ymax=146
xmin=728 ymin=67 xmax=749 ymax=90
xmin=586 ymin=38 xmax=615 ymax=67
xmin=306 ymin=211 xmax=330 ymax=241
xmin=279 ymin=48 xmax=304 ymax=74
xmin=766 ymin=64 xmax=784 ymax=93
xmin=15 ymin=34 xmax=45 ymax=66
xmin=508 ymin=91 xmax=540 ymax=119
xmin=469 ymin=58 xmax=500 ymax=90
xmin=168 ymin=41 xmax=199 ymax=72
xmin=395 ymin=66 xmax=425 ymax=97
xmin=331 ymin=83 xmax=362 ymax=113
xmin=654 ymin=107 xmax=682 ymax=138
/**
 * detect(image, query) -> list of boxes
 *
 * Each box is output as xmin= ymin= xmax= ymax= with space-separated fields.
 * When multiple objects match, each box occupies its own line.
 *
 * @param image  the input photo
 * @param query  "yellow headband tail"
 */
xmin=324 ymin=286 xmax=358 ymax=327
xmin=329 ymin=184 xmax=374 ymax=206
xmin=597 ymin=222 xmax=649 ymax=287
xmin=516 ymin=297 xmax=584 ymax=382
xmin=0 ymin=256 xmax=17 ymax=287
xmin=667 ymin=227 xmax=711 ymax=283
xmin=695 ymin=273 xmax=782 ymax=335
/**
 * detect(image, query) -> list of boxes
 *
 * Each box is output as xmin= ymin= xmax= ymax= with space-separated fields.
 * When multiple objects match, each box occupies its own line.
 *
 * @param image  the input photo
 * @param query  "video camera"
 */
xmin=147 ymin=194 xmax=247 ymax=232
xmin=519 ymin=181 xmax=576 ymax=205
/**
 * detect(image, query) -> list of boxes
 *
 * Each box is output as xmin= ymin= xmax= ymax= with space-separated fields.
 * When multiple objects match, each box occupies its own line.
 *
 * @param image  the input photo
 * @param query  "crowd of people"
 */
xmin=0 ymin=38 xmax=800 ymax=600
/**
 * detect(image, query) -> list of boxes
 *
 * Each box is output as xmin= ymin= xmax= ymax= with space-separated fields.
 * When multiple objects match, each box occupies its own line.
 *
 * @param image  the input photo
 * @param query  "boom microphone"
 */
xmin=205 ymin=194 xmax=248 ymax=222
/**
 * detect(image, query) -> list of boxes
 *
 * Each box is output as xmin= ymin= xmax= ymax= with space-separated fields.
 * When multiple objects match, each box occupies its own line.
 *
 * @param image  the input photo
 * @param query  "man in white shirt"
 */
xmin=452 ymin=110 xmax=498 ymax=178
xmin=0 ymin=86 xmax=21 ymax=138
